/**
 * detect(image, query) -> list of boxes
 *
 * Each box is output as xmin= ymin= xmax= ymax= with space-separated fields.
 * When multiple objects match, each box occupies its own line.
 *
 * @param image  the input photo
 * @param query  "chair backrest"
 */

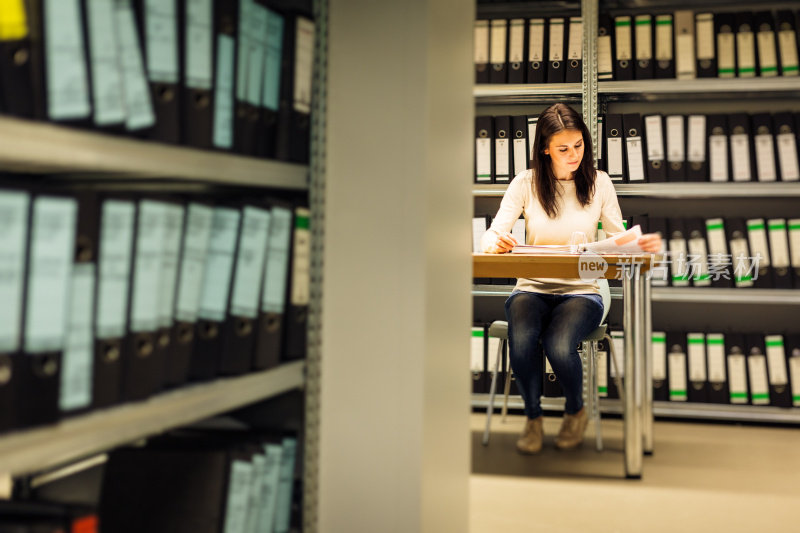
xmin=597 ymin=278 xmax=611 ymax=325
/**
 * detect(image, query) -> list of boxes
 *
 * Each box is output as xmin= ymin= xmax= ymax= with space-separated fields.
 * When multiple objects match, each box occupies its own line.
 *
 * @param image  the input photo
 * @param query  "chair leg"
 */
xmin=590 ymin=340 xmax=604 ymax=452
xmin=501 ymin=343 xmax=512 ymax=422
xmin=482 ymin=336 xmax=505 ymax=446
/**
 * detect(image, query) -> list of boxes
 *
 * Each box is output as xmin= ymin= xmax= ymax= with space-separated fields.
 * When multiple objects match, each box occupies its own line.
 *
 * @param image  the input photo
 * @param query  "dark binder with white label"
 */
xmin=565 ymin=16 xmax=582 ymax=83
xmin=475 ymin=20 xmax=490 ymax=83
xmin=707 ymin=114 xmax=730 ymax=182
xmin=729 ymin=113 xmax=755 ymax=182
xmin=686 ymin=114 xmax=708 ymax=181
xmin=181 ymin=0 xmax=215 ymax=149
xmin=667 ymin=332 xmax=688 ymax=402
xmin=526 ymin=18 xmax=546 ymax=83
xmin=508 ymin=18 xmax=526 ymax=84
xmin=276 ymin=12 xmax=314 ymax=163
xmin=776 ymin=10 xmax=800 ymax=76
xmin=494 ymin=115 xmax=512 ymax=184
xmin=622 ymin=113 xmax=646 ymax=183
xmin=613 ymin=16 xmax=634 ymax=81
xmin=643 ymin=114 xmax=666 ymax=181
xmin=706 ymin=333 xmax=729 ymax=404
xmin=634 ymin=14 xmax=654 ymax=79
xmin=686 ymin=332 xmax=708 ymax=403
xmin=475 ymin=115 xmax=494 ymax=184
xmin=654 ymin=13 xmax=675 ymax=78
xmin=764 ymin=334 xmax=792 ymax=407
xmin=695 ymin=12 xmax=716 ymax=78
xmin=715 ymin=13 xmax=736 ymax=78
xmin=726 ymin=334 xmax=749 ymax=404
xmin=547 ymin=17 xmax=566 ymax=83
xmin=283 ymin=206 xmax=310 ymax=361
xmin=665 ymin=114 xmax=686 ymax=181
xmin=489 ymin=19 xmax=507 ymax=84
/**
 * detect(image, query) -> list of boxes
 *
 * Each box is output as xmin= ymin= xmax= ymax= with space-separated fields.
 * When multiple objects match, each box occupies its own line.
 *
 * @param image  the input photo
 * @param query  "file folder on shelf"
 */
xmin=767 ymin=218 xmax=793 ymax=289
xmin=256 ymin=6 xmax=285 ymax=159
xmin=474 ymin=19 xmax=490 ymax=83
xmin=746 ymin=218 xmax=772 ymax=289
xmin=167 ymin=201 xmax=213 ymax=386
xmin=508 ymin=18 xmax=525 ymax=84
xmin=605 ymin=113 xmax=624 ymax=183
xmin=155 ymin=200 xmax=186 ymax=385
xmin=613 ymin=16 xmax=633 ymax=81
xmin=234 ymin=0 xmax=265 ymax=155
xmin=622 ymin=113 xmax=645 ymax=183
xmin=471 ymin=325 xmax=487 ymax=394
xmin=253 ymin=203 xmax=293 ymax=370
xmin=17 ymin=194 xmax=78 ymax=429
xmin=634 ymin=14 xmax=654 ymax=79
xmin=565 ymin=16 xmax=582 ymax=83
xmin=686 ymin=218 xmax=710 ymax=287
xmin=786 ymin=333 xmax=800 ymax=407
xmin=695 ymin=12 xmax=715 ymax=78
xmin=0 ymin=189 xmax=31 ymax=434
xmin=686 ymin=114 xmax=707 ymax=181
xmin=752 ymin=113 xmax=778 ymax=182
xmin=667 ymin=332 xmax=688 ymax=402
xmin=597 ymin=14 xmax=613 ymax=81
xmin=746 ymin=334 xmax=771 ymax=406
xmin=707 ymin=114 xmax=730 ymax=182
xmin=475 ymin=115 xmax=494 ymax=184
xmin=776 ymin=10 xmax=800 ymax=76
xmin=283 ymin=206 xmax=310 ymax=361
xmin=494 ymin=115 xmax=512 ymax=184
xmin=527 ymin=18 xmax=546 ymax=83
xmin=706 ymin=333 xmax=728 ymax=404
xmin=643 ymin=114 xmax=666 ymax=182
xmin=764 ymin=334 xmax=791 ymax=407
xmin=83 ymin=0 xmax=126 ymax=130
xmin=772 ymin=111 xmax=800 ymax=181
xmin=736 ymin=13 xmax=757 ymax=78
xmin=674 ymin=10 xmax=695 ymax=80
xmin=705 ymin=217 xmax=733 ymax=288
xmin=489 ymin=19 xmax=507 ymax=84
xmin=211 ymin=0 xmax=237 ymax=150
xmin=789 ymin=218 xmax=800 ymax=288
xmin=755 ymin=11 xmax=779 ymax=78
xmin=181 ymin=0 xmax=216 ymax=149
xmin=726 ymin=334 xmax=749 ymax=404
xmin=686 ymin=332 xmax=708 ymax=403
xmin=729 ymin=113 xmax=755 ymax=182
xmin=136 ymin=0 xmax=181 ymax=143
xmin=726 ymin=218 xmax=754 ymax=288
xmin=667 ymin=218 xmax=689 ymax=287
xmin=547 ymin=17 xmax=566 ymax=83
xmin=276 ymin=12 xmax=314 ymax=164
xmin=652 ymin=331 xmax=668 ymax=402
xmin=665 ymin=114 xmax=686 ymax=181
xmin=511 ymin=115 xmax=528 ymax=177
xmin=715 ymin=13 xmax=736 ymax=78
xmin=116 ymin=0 xmax=157 ymax=133
xmin=654 ymin=13 xmax=674 ymax=78
xmin=0 ymin=1 xmax=36 ymax=118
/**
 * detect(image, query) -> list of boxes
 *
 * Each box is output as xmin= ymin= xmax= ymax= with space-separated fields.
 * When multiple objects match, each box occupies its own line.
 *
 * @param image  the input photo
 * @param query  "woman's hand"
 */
xmin=638 ymin=232 xmax=662 ymax=253
xmin=489 ymin=232 xmax=518 ymax=253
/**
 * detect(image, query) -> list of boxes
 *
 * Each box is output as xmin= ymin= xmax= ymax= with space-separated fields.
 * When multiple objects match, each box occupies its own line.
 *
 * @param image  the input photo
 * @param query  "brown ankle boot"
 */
xmin=555 ymin=407 xmax=589 ymax=450
xmin=516 ymin=416 xmax=543 ymax=454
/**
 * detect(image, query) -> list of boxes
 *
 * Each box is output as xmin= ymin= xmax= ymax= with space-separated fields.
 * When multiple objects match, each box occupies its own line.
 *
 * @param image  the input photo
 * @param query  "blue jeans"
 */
xmin=504 ymin=291 xmax=604 ymax=420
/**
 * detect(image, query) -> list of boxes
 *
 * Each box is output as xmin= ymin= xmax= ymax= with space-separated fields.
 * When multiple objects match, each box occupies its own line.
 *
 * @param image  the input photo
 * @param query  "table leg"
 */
xmin=643 ymin=275 xmax=654 ymax=455
xmin=623 ymin=264 xmax=643 ymax=479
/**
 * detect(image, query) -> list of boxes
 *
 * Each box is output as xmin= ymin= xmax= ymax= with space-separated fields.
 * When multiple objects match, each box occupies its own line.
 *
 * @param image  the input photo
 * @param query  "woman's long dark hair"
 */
xmin=530 ymin=103 xmax=596 ymax=218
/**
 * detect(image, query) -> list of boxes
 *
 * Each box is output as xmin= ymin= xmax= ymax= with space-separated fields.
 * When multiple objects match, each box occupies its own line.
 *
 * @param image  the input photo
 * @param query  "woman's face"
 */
xmin=544 ymin=128 xmax=584 ymax=179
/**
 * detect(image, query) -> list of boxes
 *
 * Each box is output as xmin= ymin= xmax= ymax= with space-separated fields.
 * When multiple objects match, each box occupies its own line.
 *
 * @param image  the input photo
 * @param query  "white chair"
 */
xmin=482 ymin=279 xmax=612 ymax=451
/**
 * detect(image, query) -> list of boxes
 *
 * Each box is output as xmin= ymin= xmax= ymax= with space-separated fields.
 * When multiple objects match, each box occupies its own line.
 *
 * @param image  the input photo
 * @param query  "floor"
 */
xmin=470 ymin=412 xmax=800 ymax=533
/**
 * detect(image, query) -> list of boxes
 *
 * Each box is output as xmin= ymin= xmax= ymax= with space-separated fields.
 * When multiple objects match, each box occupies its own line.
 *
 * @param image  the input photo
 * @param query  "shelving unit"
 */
xmin=476 ymin=182 xmax=800 ymax=198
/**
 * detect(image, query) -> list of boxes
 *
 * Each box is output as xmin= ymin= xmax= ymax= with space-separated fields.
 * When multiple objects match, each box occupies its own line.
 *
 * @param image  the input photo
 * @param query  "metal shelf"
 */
xmin=599 ymin=77 xmax=800 ymax=100
xmin=472 ymin=394 xmax=800 ymax=424
xmin=0 ymin=116 xmax=309 ymax=189
xmin=474 ymin=285 xmax=800 ymax=304
xmin=474 ymin=182 xmax=800 ymax=198
xmin=0 ymin=361 xmax=305 ymax=480
xmin=474 ymin=83 xmax=582 ymax=104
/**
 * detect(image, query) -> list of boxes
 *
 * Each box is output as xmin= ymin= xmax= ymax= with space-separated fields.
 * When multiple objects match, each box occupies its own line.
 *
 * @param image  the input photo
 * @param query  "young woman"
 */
xmin=481 ymin=103 xmax=661 ymax=454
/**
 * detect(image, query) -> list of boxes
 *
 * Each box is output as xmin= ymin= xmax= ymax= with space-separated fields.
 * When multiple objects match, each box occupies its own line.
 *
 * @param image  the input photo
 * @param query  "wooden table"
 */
xmin=473 ymin=252 xmax=658 ymax=479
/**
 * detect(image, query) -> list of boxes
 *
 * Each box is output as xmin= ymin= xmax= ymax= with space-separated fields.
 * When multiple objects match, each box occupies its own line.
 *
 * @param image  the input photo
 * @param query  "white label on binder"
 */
xmin=666 ymin=116 xmax=684 ymax=162
xmin=115 ymin=0 xmax=157 ymax=130
xmin=144 ymin=0 xmax=179 ymax=83
xmin=765 ymin=335 xmax=788 ymax=385
xmin=731 ymin=134 xmax=751 ymax=181
xmin=748 ymin=355 xmax=770 ymax=405
xmin=223 ymin=460 xmax=254 ymax=533
xmin=705 ymin=218 xmax=727 ymax=255
xmin=230 ymin=206 xmax=271 ymax=319
xmin=610 ymin=332 xmax=624 ymax=378
xmin=185 ymin=0 xmax=214 ymax=90
xmin=131 ymin=201 xmax=167 ymax=333
xmin=472 ymin=218 xmax=486 ymax=253
xmin=293 ymin=17 xmax=315 ymax=114
xmin=474 ymin=20 xmax=489 ymax=64
xmin=274 ymin=438 xmax=297 ymax=532
xmin=652 ymin=333 xmax=667 ymax=380
xmin=0 ymin=191 xmax=29 ymax=353
xmin=44 ymin=0 xmax=91 ymax=120
xmin=199 ymin=207 xmax=240 ymax=322
xmin=687 ymin=236 xmax=710 ymax=286
xmin=669 ymin=237 xmax=689 ymax=285
xmin=655 ymin=16 xmax=673 ymax=61
xmin=25 ymin=197 xmax=77 ymax=353
xmin=527 ymin=117 xmax=538 ymax=160
xmin=213 ymin=34 xmax=235 ymax=149
xmin=755 ymin=134 xmax=777 ymax=181
xmin=791 ymin=356 xmax=800 ymax=406
xmin=259 ymin=444 xmax=283 ymax=531
xmin=737 ymin=31 xmax=756 ymax=76
xmin=60 ymin=264 xmax=95 ymax=412
xmin=607 ymin=137 xmax=623 ymax=177
xmin=668 ymin=351 xmax=687 ymax=401
xmin=86 ymin=0 xmax=126 ymax=125
xmin=597 ymin=35 xmax=613 ymax=77
xmin=644 ymin=116 xmax=664 ymax=160
xmin=597 ymin=117 xmax=603 ymax=160
xmin=290 ymin=207 xmax=311 ymax=307
xmin=490 ymin=20 xmax=507 ymax=65
xmin=709 ymin=134 xmax=728 ymax=181
xmin=747 ymin=219 xmax=771 ymax=268
xmin=696 ymin=14 xmax=714 ymax=60
xmin=262 ymin=11 xmax=284 ymax=113
xmin=757 ymin=30 xmax=778 ymax=76
xmin=615 ymin=17 xmax=632 ymax=61
xmin=767 ymin=219 xmax=790 ymax=268
xmin=567 ymin=18 xmax=582 ymax=60
xmin=545 ymin=357 xmax=554 ymax=375
xmin=549 ymin=19 xmax=564 ymax=61
xmin=777 ymin=133 xmax=800 ymax=181
xmin=717 ymin=33 xmax=735 ymax=76
xmin=729 ymin=237 xmax=753 ymax=287
xmin=96 ymin=200 xmax=135 ymax=339
xmin=476 ymin=138 xmax=491 ymax=181
xmin=706 ymin=334 xmax=726 ymax=383
xmin=495 ymin=138 xmax=510 ymax=177
xmin=245 ymin=5 xmax=268 ymax=106
xmin=471 ymin=327 xmax=484 ymax=371
xmin=778 ymin=30 xmax=800 ymax=75
xmin=687 ymin=334 xmax=707 ymax=381
xmin=513 ymin=138 xmax=527 ymax=175
xmin=597 ymin=349 xmax=608 ymax=397
xmin=635 ymin=16 xmax=652 ymax=60
xmin=262 ymin=206 xmax=292 ymax=314
xmin=728 ymin=353 xmax=748 ymax=403
xmin=676 ymin=33 xmax=695 ymax=79
xmin=157 ymin=204 xmax=185 ymax=328
xmin=789 ymin=218 xmax=800 ymax=267
xmin=244 ymin=454 xmax=267 ymax=533
xmin=625 ymin=136 xmax=645 ymax=181
xmin=687 ymin=115 xmax=706 ymax=163
xmin=175 ymin=203 xmax=213 ymax=323
xmin=528 ymin=19 xmax=545 ymax=63
xmin=509 ymin=19 xmax=525 ymax=63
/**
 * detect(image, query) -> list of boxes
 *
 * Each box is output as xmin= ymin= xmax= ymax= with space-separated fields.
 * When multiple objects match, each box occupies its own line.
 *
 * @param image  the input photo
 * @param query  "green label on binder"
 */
xmin=688 ymin=337 xmax=704 ymax=344
xmin=707 ymin=338 xmax=724 ymax=345
xmin=747 ymin=221 xmax=765 ymax=231
xmin=706 ymin=222 xmax=724 ymax=231
xmin=615 ymin=20 xmax=631 ymax=27
xmin=669 ymin=390 xmax=687 ymax=399
xmin=652 ymin=334 xmax=666 ymax=343
xmin=766 ymin=339 xmax=784 ymax=347
xmin=295 ymin=213 xmax=310 ymax=230
xmin=730 ymin=392 xmax=748 ymax=400
xmin=472 ymin=329 xmax=484 ymax=337
xmin=789 ymin=223 xmax=800 ymax=230
xmin=752 ymin=392 xmax=770 ymax=401
xmin=769 ymin=222 xmax=787 ymax=231
xmin=598 ymin=386 xmax=608 ymax=394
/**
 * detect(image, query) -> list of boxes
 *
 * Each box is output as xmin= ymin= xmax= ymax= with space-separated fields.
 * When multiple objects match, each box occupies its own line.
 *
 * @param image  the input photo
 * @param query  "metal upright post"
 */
xmin=581 ymin=0 xmax=598 ymax=165
xmin=643 ymin=274 xmax=654 ymax=455
xmin=623 ymin=263 xmax=643 ymax=478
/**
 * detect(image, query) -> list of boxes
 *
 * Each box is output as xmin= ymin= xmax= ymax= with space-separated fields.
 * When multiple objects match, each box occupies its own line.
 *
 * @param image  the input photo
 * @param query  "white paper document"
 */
xmin=511 ymin=225 xmax=645 ymax=254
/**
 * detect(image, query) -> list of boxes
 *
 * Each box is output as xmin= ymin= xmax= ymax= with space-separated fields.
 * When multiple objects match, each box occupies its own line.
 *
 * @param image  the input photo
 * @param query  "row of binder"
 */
xmin=99 ymin=430 xmax=299 ymax=533
xmin=0 ymin=501 xmax=96 ymax=533
xmin=475 ymin=111 xmax=800 ymax=184
xmin=475 ymin=9 xmax=800 ymax=83
xmin=471 ymin=325 xmax=800 ymax=408
xmin=630 ymin=215 xmax=800 ymax=290
xmin=0 ymin=0 xmax=314 ymax=162
xmin=0 ymin=186 xmax=310 ymax=435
